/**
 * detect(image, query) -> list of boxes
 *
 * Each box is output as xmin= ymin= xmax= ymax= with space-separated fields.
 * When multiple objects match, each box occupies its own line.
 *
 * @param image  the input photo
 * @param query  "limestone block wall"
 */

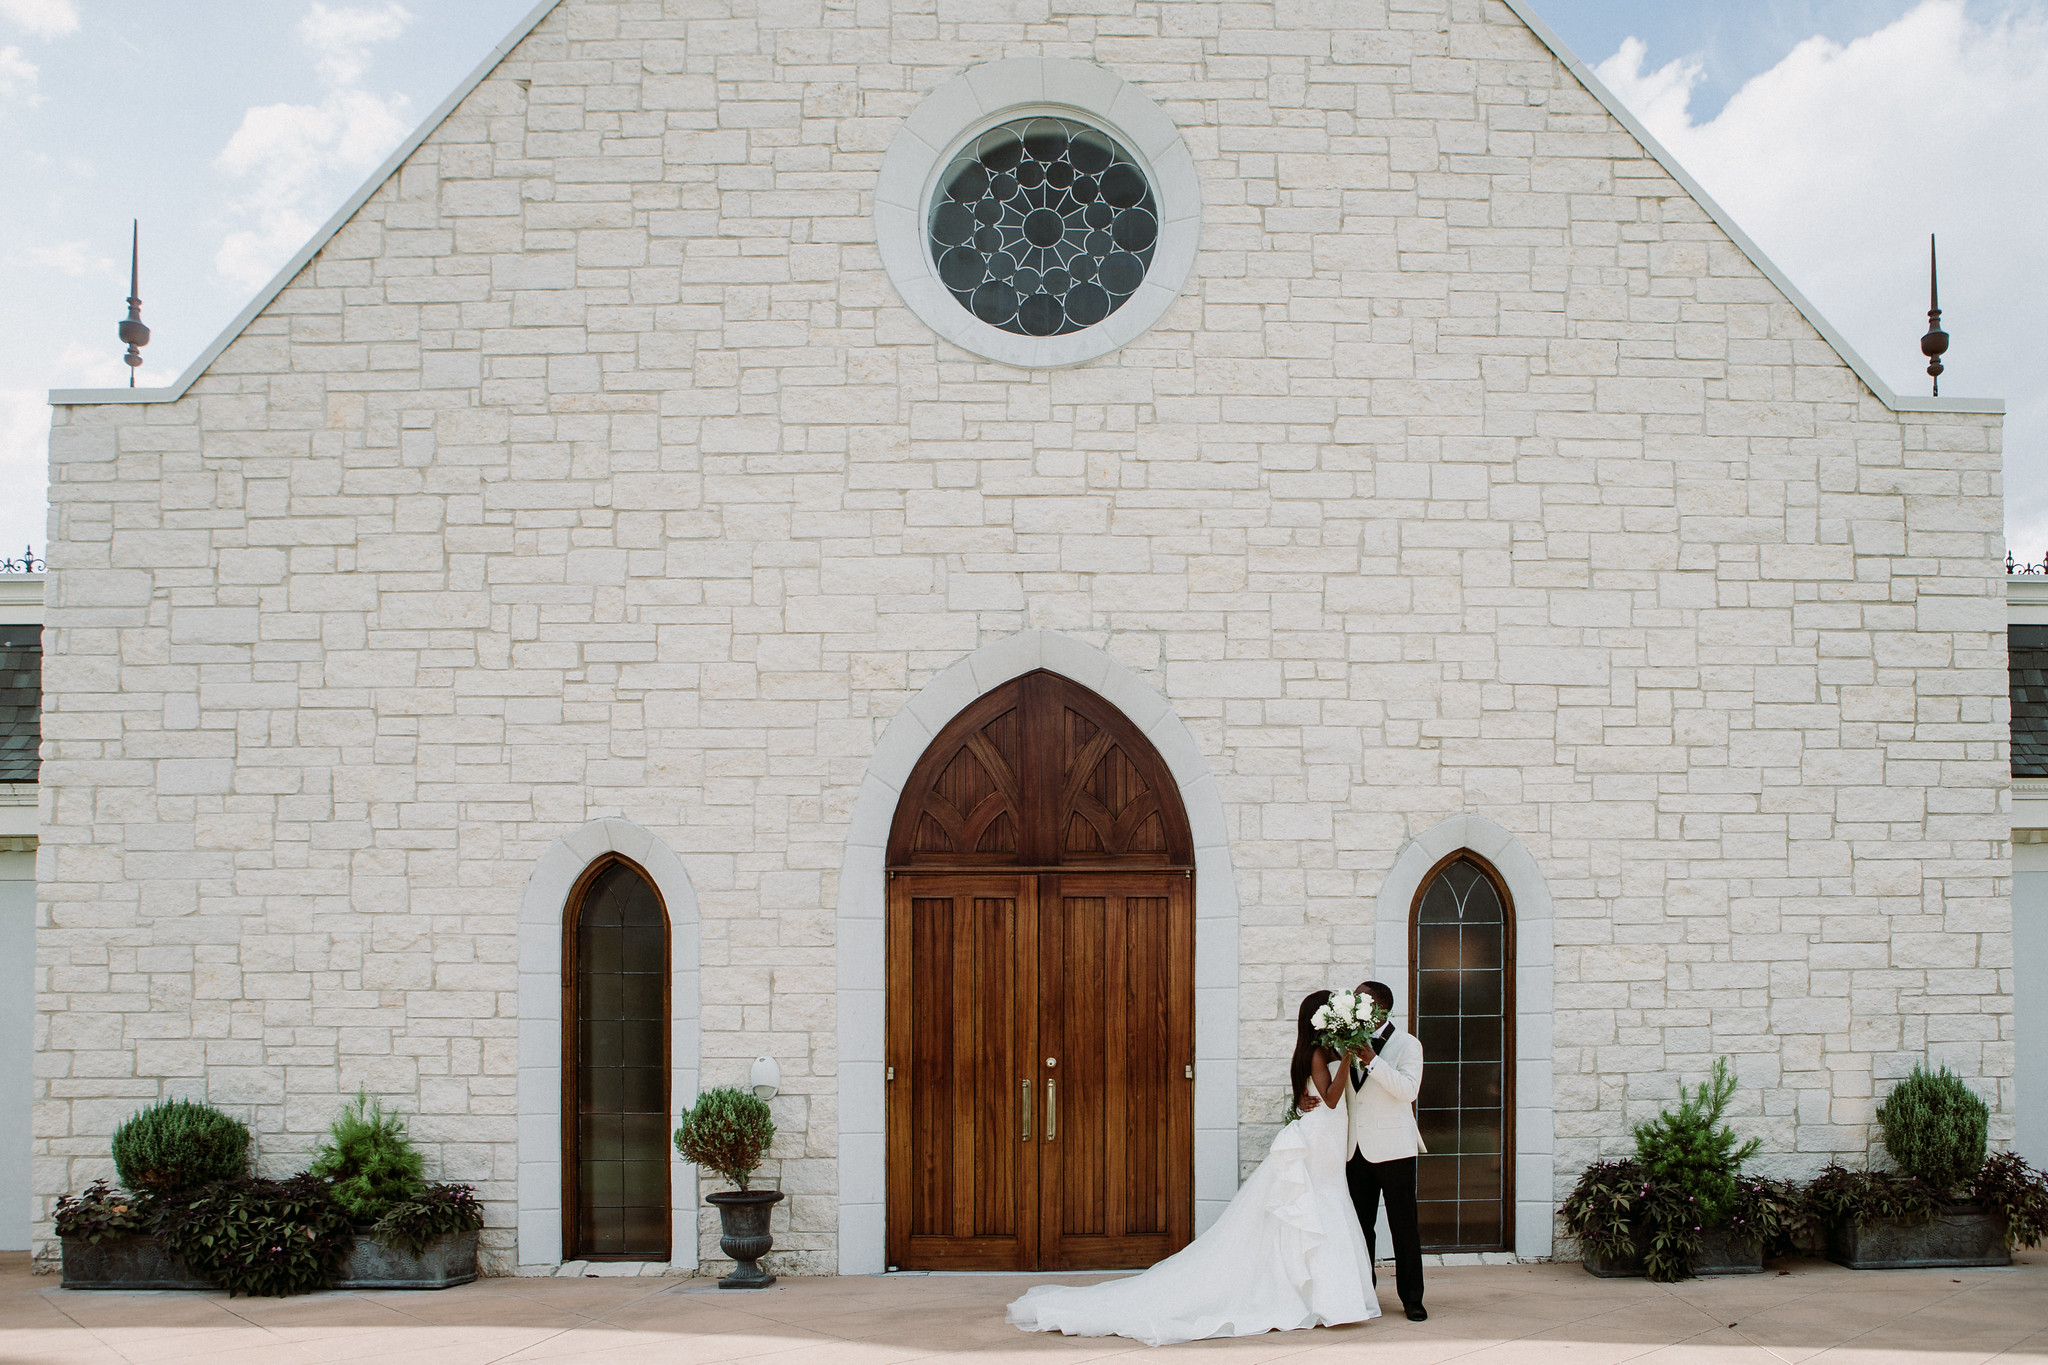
xmin=36 ymin=0 xmax=2007 ymax=1272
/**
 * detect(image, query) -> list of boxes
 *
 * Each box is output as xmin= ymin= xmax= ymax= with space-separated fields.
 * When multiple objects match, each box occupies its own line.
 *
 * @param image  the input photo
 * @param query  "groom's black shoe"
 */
xmin=1404 ymin=1305 xmax=1428 ymax=1322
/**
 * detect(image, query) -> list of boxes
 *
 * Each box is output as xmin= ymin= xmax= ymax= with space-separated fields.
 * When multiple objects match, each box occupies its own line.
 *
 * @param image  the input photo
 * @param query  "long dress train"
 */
xmin=1006 ymin=1089 xmax=1379 ymax=1346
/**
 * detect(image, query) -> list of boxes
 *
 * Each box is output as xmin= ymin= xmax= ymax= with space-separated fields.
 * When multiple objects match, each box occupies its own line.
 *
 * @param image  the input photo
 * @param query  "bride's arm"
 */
xmin=1308 ymin=1049 xmax=1346 ymax=1109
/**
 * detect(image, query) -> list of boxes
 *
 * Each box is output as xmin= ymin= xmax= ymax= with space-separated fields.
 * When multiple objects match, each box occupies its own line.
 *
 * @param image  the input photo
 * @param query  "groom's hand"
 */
xmin=1298 ymin=1091 xmax=1322 ymax=1111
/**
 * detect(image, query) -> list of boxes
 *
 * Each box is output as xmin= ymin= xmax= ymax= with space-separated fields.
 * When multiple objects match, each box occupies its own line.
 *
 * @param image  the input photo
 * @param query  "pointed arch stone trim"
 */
xmin=1372 ymin=814 xmax=1555 ymax=1260
xmin=516 ymin=817 xmax=701 ymax=1274
xmin=834 ymin=630 xmax=1240 ymax=1273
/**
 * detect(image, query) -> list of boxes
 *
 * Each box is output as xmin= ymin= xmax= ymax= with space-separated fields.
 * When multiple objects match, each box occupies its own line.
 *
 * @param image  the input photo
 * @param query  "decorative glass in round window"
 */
xmin=927 ymin=116 xmax=1159 ymax=337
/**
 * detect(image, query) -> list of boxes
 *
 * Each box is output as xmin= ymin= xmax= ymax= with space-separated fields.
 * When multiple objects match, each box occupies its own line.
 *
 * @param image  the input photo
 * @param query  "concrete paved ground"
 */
xmin=3 ymin=1250 xmax=2045 ymax=1364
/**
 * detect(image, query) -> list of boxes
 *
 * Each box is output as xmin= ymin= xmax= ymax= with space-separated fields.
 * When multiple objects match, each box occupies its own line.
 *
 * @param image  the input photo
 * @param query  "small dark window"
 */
xmin=927 ymin=116 xmax=1158 ymax=337
xmin=566 ymin=858 xmax=670 ymax=1261
xmin=0 ymin=622 xmax=41 ymax=783
xmin=2010 ymin=626 xmax=2048 ymax=777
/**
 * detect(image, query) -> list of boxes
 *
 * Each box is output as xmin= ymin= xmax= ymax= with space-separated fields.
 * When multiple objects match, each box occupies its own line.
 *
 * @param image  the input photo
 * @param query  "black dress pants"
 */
xmin=1346 ymin=1153 xmax=1423 ymax=1311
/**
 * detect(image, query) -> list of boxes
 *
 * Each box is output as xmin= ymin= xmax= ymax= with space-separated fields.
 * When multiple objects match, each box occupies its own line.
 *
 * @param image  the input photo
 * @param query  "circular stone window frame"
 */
xmin=876 ymin=58 xmax=1201 ymax=369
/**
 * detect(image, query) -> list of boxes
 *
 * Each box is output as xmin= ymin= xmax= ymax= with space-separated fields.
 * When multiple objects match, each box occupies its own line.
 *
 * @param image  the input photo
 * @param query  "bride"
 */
xmin=1007 ymin=990 xmax=1380 ymax=1346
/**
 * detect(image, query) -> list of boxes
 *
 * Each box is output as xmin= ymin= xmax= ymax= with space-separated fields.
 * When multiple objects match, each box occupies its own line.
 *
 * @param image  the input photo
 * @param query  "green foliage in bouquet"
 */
xmin=1970 ymin=1151 xmax=2048 ymax=1251
xmin=111 ymin=1099 xmax=251 ymax=1195
xmin=308 ymin=1092 xmax=426 ymax=1222
xmin=1877 ymin=1066 xmax=1988 ymax=1194
xmin=1631 ymin=1057 xmax=1760 ymax=1227
xmin=675 ymin=1086 xmax=776 ymax=1189
xmin=157 ymin=1174 xmax=353 ymax=1297
xmin=371 ymin=1182 xmax=486 ymax=1253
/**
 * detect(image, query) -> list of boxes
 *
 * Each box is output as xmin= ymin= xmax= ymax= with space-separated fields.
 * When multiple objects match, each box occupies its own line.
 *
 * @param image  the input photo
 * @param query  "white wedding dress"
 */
xmin=1006 ymin=1087 xmax=1379 ymax=1346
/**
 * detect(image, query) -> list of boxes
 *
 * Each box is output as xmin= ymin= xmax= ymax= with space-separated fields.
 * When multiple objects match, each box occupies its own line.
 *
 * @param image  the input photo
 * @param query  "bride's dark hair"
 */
xmin=1289 ymin=989 xmax=1333 ymax=1111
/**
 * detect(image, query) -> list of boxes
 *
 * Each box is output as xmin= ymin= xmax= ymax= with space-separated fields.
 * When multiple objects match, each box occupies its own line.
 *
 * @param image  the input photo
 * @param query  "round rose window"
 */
xmin=926 ymin=116 xmax=1159 ymax=337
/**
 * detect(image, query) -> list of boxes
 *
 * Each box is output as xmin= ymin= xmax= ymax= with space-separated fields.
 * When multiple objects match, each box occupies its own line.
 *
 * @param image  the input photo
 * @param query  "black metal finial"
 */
xmin=118 ymin=219 xmax=149 ymax=387
xmin=1920 ymin=233 xmax=1948 ymax=397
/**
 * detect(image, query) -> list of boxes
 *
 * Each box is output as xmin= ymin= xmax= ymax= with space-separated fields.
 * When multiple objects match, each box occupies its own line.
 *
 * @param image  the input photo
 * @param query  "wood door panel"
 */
xmin=886 ymin=875 xmax=1037 ymax=1270
xmin=1038 ymin=873 xmax=1194 ymax=1270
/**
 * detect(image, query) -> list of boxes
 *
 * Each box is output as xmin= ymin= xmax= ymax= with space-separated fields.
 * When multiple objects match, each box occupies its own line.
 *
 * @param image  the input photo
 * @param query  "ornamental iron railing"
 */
xmin=0 ymin=545 xmax=43 ymax=574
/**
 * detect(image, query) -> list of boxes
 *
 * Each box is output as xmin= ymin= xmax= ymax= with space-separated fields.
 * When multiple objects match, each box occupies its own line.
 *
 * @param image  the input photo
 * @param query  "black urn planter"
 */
xmin=332 ymin=1228 xmax=480 ymax=1290
xmin=1826 ymin=1205 xmax=2010 ymax=1270
xmin=706 ymin=1189 xmax=784 ymax=1288
xmin=60 ymin=1234 xmax=212 ymax=1291
xmin=1582 ymin=1226 xmax=1765 ymax=1279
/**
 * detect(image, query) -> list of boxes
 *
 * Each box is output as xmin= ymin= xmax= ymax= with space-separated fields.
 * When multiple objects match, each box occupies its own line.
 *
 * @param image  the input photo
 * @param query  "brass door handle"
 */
xmin=1046 ymin=1079 xmax=1056 ymax=1141
xmin=1021 ymin=1079 xmax=1031 ymax=1142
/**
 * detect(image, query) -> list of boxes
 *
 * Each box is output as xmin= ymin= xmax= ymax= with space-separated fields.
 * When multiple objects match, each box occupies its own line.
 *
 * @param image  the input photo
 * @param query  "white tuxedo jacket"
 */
xmin=1345 ymin=1027 xmax=1427 ymax=1164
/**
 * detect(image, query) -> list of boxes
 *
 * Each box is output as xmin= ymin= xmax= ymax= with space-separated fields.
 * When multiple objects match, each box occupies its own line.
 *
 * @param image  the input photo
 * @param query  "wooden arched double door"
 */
xmin=885 ymin=671 xmax=1196 ymax=1271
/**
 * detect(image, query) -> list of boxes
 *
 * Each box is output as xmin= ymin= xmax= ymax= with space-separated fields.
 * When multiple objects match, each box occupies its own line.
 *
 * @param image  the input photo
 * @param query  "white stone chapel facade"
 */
xmin=35 ymin=0 xmax=2011 ymax=1276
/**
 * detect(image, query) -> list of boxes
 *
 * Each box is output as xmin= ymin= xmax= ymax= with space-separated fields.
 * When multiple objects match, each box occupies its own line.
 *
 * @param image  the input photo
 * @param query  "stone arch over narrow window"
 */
xmin=1373 ymin=814 xmax=1555 ymax=1261
xmin=562 ymin=855 xmax=671 ymax=1263
xmin=517 ymin=818 xmax=700 ymax=1274
xmin=1408 ymin=850 xmax=1515 ymax=1253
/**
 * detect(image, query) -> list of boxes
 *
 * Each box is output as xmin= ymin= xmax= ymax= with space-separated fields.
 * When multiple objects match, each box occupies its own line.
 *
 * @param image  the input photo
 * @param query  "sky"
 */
xmin=0 ymin=0 xmax=2042 ymax=566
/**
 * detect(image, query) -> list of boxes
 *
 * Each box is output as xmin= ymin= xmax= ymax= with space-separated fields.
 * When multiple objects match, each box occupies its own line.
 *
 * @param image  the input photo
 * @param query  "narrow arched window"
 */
xmin=564 ymin=856 xmax=670 ymax=1262
xmin=1410 ymin=852 xmax=1514 ymax=1253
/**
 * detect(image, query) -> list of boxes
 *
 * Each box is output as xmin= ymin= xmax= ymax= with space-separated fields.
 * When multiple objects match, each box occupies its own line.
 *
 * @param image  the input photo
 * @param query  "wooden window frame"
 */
xmin=561 ymin=852 xmax=673 ymax=1263
xmin=1407 ymin=848 xmax=1516 ymax=1254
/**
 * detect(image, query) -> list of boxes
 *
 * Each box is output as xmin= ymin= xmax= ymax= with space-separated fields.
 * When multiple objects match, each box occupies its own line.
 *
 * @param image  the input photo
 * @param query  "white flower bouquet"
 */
xmin=1310 ymin=989 xmax=1387 ymax=1058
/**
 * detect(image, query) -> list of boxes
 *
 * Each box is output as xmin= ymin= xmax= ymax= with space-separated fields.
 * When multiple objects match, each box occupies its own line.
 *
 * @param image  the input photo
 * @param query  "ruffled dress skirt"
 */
xmin=1006 ymin=1100 xmax=1379 ymax=1346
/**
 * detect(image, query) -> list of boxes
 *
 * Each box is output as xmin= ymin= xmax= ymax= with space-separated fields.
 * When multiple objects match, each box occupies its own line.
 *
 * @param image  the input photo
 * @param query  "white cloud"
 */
xmin=0 ymin=44 xmax=34 ymax=98
xmin=0 ymin=0 xmax=78 ymax=40
xmin=300 ymin=2 xmax=411 ymax=87
xmin=211 ymin=3 xmax=415 ymax=291
xmin=1593 ymin=0 xmax=2048 ymax=556
xmin=20 ymin=239 xmax=110 ymax=278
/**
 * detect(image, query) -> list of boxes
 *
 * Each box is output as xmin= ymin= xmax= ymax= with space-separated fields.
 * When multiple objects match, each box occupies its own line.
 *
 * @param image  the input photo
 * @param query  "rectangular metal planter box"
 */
xmin=61 ymin=1235 xmax=212 ymax=1291
xmin=1826 ymin=1207 xmax=2010 ymax=1270
xmin=331 ymin=1229 xmax=480 ymax=1290
xmin=1583 ymin=1226 xmax=1765 ymax=1279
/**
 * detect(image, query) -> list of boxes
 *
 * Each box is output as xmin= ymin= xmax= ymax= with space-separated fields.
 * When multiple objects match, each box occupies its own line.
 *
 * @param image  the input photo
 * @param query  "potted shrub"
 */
xmin=310 ymin=1092 xmax=482 ymax=1289
xmin=1816 ymin=1068 xmax=2048 ymax=1269
xmin=60 ymin=1098 xmax=250 ymax=1290
xmin=1562 ymin=1058 xmax=1785 ymax=1279
xmin=675 ymin=1086 xmax=781 ymax=1288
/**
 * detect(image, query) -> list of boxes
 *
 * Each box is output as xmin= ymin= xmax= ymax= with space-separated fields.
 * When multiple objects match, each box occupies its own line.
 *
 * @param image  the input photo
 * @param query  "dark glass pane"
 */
xmin=1418 ymin=1202 xmax=1458 ymax=1246
xmin=1418 ymin=1159 xmax=1458 ymax=1201
xmin=585 ymin=1160 xmax=623 ymax=1202
xmin=1460 ymin=924 xmax=1504 ymax=970
xmin=623 ymin=926 xmax=665 ymax=971
xmin=1462 ymin=1063 xmax=1504 ymax=1110
xmin=623 ymin=976 xmax=663 ymax=1020
xmin=581 ymin=1113 xmax=622 ymax=1161
xmin=1418 ymin=1066 xmax=1457 ymax=1109
xmin=1461 ymin=1015 xmax=1502 ymax=1062
xmin=1417 ymin=969 xmax=1461 ymax=1015
xmin=624 ymin=1024 xmax=663 ymax=1068
xmin=573 ymin=861 xmax=670 ymax=1260
xmin=584 ymin=1020 xmax=623 ymax=1069
xmin=1461 ymin=968 xmax=1503 ymax=1016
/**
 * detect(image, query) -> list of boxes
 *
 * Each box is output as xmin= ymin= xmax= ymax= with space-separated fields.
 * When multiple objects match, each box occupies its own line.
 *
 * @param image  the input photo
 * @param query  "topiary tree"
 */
xmin=111 ymin=1098 xmax=251 ymax=1194
xmin=1631 ymin=1056 xmax=1760 ymax=1228
xmin=307 ymin=1092 xmax=427 ymax=1222
xmin=1877 ymin=1065 xmax=1988 ymax=1195
xmin=674 ymin=1087 xmax=776 ymax=1190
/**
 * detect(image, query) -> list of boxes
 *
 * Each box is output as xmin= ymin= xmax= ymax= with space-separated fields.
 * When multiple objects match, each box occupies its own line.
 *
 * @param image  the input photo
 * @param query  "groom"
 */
xmin=1344 ymin=980 xmax=1426 ymax=1322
